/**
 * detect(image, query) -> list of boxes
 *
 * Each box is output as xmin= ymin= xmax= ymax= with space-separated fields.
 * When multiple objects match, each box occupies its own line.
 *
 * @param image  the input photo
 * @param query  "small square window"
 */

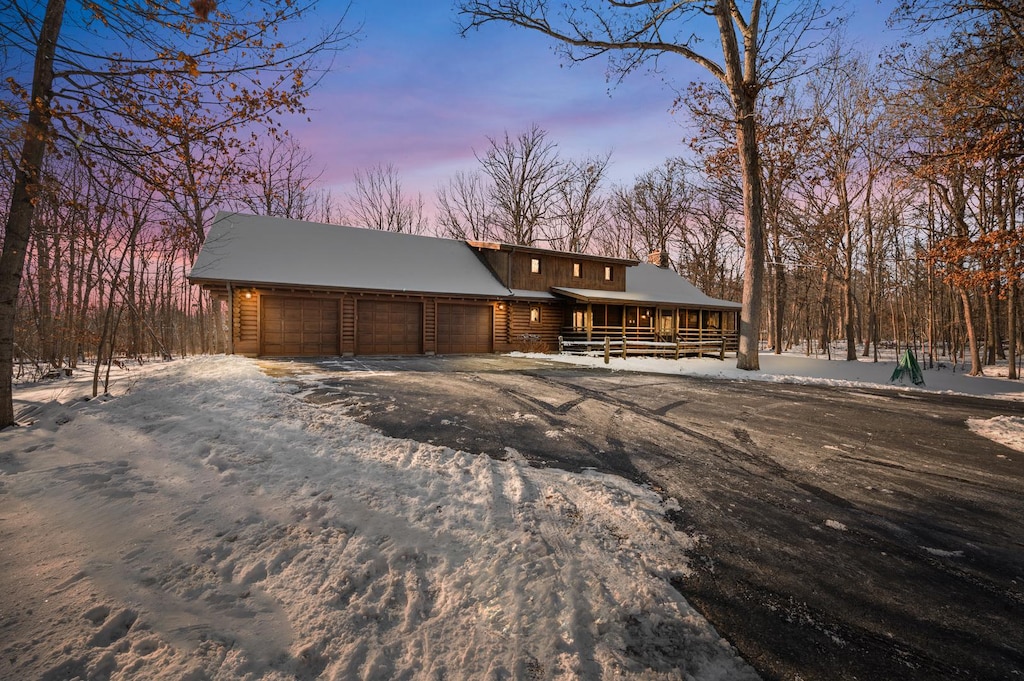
xmin=530 ymin=258 xmax=541 ymax=274
xmin=530 ymin=307 xmax=541 ymax=323
xmin=572 ymin=262 xmax=582 ymax=278
xmin=604 ymin=265 xmax=613 ymax=281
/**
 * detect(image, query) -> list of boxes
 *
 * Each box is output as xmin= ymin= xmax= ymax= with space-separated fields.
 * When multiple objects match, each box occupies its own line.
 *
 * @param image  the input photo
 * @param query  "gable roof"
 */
xmin=189 ymin=211 xmax=512 ymax=298
xmin=553 ymin=263 xmax=742 ymax=309
xmin=190 ymin=213 xmax=741 ymax=310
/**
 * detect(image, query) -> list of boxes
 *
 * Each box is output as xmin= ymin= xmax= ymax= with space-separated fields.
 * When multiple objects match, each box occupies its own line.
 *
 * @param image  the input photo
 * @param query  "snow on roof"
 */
xmin=553 ymin=264 xmax=742 ymax=309
xmin=189 ymin=212 xmax=512 ymax=298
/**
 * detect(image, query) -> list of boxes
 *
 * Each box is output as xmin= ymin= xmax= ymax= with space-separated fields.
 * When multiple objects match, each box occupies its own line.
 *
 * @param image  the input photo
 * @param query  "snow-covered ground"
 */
xmin=2 ymin=350 xmax=1021 ymax=681
xmin=519 ymin=350 xmax=1024 ymax=453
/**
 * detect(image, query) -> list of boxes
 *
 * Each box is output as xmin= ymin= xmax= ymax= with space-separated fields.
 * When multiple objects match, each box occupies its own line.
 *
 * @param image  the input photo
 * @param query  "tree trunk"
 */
xmin=0 ymin=0 xmax=67 ymax=429
xmin=960 ymin=288 xmax=983 ymax=376
xmin=714 ymin=0 xmax=765 ymax=371
xmin=1008 ymin=279 xmax=1018 ymax=380
xmin=772 ymin=233 xmax=786 ymax=355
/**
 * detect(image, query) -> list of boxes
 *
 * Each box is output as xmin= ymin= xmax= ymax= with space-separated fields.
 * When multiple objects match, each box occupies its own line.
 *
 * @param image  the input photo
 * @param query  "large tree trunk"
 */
xmin=0 ymin=0 xmax=67 ymax=429
xmin=714 ymin=0 xmax=764 ymax=371
xmin=735 ymin=102 xmax=765 ymax=370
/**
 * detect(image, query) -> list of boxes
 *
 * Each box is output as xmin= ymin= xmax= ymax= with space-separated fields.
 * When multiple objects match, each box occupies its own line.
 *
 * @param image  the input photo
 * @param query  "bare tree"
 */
xmin=612 ymin=159 xmax=692 ymax=267
xmin=436 ymin=170 xmax=494 ymax=240
xmin=685 ymin=192 xmax=742 ymax=298
xmin=459 ymin=0 xmax=838 ymax=369
xmin=477 ymin=124 xmax=563 ymax=246
xmin=545 ymin=153 xmax=611 ymax=253
xmin=235 ymin=137 xmax=324 ymax=220
xmin=0 ymin=0 xmax=356 ymax=427
xmin=805 ymin=49 xmax=883 ymax=360
xmin=344 ymin=162 xmax=427 ymax=233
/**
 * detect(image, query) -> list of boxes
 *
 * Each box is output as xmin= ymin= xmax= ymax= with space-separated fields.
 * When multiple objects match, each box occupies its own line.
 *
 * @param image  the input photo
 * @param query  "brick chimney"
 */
xmin=647 ymin=250 xmax=670 ymax=268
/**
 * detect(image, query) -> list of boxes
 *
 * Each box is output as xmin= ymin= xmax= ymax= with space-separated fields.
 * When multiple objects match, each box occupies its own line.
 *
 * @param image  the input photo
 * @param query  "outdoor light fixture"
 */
xmin=244 ymin=290 xmax=253 ymax=300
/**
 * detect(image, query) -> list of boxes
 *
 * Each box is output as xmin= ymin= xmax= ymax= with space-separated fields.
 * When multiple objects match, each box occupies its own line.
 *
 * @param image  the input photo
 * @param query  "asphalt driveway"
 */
xmin=259 ymin=354 xmax=1024 ymax=681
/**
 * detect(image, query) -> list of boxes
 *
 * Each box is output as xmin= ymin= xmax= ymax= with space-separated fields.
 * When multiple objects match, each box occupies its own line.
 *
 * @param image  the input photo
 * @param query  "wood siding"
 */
xmin=494 ymin=301 xmax=561 ymax=352
xmin=341 ymin=296 xmax=357 ymax=355
xmin=478 ymin=249 xmax=627 ymax=293
xmin=233 ymin=291 xmax=260 ymax=356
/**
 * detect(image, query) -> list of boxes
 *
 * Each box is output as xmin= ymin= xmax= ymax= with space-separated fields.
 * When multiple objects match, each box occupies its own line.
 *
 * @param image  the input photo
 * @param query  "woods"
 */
xmin=2 ymin=0 xmax=1022 ymax=427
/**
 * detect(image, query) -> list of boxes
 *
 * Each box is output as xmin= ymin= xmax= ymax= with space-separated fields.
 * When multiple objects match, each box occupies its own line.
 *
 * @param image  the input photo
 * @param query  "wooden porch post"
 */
xmin=586 ymin=302 xmax=593 ymax=342
xmin=226 ymin=283 xmax=235 ymax=355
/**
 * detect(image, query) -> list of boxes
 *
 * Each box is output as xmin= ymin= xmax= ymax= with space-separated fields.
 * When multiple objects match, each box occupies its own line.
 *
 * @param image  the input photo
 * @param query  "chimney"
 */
xmin=647 ymin=250 xmax=670 ymax=268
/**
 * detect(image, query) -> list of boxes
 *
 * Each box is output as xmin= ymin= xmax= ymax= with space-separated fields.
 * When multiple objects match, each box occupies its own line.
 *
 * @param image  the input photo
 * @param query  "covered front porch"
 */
xmin=560 ymin=302 xmax=738 ymax=357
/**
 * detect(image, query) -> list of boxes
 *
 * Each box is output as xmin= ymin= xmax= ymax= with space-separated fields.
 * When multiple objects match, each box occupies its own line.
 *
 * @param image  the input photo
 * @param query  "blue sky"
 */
xmin=291 ymin=1 xmax=897 ymax=203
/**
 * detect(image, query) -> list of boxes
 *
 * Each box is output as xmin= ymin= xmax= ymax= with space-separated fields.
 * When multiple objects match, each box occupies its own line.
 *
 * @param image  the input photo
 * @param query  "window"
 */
xmin=571 ymin=308 xmax=585 ymax=329
xmin=530 ymin=257 xmax=541 ymax=274
xmin=530 ymin=306 xmax=541 ymax=323
xmin=603 ymin=265 xmax=613 ymax=281
xmin=572 ymin=262 xmax=582 ymax=278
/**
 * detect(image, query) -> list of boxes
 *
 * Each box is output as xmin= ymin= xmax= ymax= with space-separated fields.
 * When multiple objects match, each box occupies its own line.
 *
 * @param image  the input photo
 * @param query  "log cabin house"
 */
xmin=189 ymin=211 xmax=741 ymax=357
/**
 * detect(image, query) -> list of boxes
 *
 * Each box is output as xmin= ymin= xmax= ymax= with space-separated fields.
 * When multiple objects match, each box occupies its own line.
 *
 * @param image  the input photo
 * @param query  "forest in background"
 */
xmin=2 ymin=0 xmax=1022 ymax=394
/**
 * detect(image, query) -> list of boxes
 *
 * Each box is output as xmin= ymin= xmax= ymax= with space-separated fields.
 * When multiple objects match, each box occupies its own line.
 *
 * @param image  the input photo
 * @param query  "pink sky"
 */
xmin=290 ymin=2 xmax=897 ymax=207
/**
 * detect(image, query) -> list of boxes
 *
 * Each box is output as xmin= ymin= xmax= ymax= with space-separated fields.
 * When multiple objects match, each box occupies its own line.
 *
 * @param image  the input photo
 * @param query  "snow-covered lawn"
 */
xmin=3 ymin=355 xmax=758 ymax=681
xmin=2 ymin=350 xmax=1021 ymax=681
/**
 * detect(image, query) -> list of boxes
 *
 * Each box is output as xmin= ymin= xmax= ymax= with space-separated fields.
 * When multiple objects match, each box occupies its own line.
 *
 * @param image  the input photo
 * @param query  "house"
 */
xmin=188 ymin=211 xmax=742 ymax=357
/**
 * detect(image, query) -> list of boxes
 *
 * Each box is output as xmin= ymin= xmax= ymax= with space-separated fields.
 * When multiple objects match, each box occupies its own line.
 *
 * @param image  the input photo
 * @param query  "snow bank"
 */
xmin=968 ymin=415 xmax=1024 ymax=454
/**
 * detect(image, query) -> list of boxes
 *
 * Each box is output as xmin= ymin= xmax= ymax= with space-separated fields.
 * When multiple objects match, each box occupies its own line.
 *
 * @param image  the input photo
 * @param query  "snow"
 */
xmin=554 ymin=265 xmax=741 ymax=309
xmin=3 ymin=356 xmax=757 ymax=681
xmin=190 ymin=212 xmax=512 ymax=297
xmin=967 ymin=415 xmax=1024 ymax=454
xmin=4 ymin=349 xmax=1021 ymax=680
xmin=519 ymin=350 xmax=1024 ymax=401
xmin=517 ymin=351 xmax=1024 ymax=454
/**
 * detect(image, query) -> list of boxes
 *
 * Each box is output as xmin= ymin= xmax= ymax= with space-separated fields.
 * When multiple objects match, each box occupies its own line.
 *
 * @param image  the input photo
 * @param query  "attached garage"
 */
xmin=261 ymin=296 xmax=339 ymax=356
xmin=437 ymin=303 xmax=492 ymax=354
xmin=357 ymin=300 xmax=422 ymax=355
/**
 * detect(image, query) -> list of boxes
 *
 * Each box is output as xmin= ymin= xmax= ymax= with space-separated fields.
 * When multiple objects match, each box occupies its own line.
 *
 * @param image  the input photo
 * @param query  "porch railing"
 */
xmin=558 ymin=332 xmax=730 ymax=363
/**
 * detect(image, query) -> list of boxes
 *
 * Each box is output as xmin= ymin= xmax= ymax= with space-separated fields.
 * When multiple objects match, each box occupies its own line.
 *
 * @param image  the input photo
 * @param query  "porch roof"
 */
xmin=552 ymin=264 xmax=742 ymax=309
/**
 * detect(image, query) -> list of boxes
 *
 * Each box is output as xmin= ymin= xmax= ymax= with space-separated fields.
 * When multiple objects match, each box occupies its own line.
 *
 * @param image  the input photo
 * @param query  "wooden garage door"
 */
xmin=356 ymin=300 xmax=422 ymax=355
xmin=437 ymin=303 xmax=493 ymax=354
xmin=261 ymin=297 xmax=339 ymax=356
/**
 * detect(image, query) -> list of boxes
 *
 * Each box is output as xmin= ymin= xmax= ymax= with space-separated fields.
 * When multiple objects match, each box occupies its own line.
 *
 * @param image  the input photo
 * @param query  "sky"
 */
xmin=290 ymin=1 xmax=900 ymax=208
xmin=4 ymin=351 xmax=1021 ymax=679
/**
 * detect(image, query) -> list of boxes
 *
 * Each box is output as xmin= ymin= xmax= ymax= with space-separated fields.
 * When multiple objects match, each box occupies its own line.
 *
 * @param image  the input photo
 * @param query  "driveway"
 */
xmin=260 ymin=355 xmax=1024 ymax=681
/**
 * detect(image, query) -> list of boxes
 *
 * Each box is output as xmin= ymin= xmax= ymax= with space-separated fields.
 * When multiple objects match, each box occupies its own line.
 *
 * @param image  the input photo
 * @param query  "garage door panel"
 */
xmin=356 ymin=300 xmax=422 ymax=355
xmin=261 ymin=296 xmax=339 ymax=356
xmin=437 ymin=304 xmax=492 ymax=354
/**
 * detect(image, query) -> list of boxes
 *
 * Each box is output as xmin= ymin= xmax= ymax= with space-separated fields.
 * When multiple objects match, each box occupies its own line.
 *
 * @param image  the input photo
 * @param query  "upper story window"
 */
xmin=572 ymin=262 xmax=582 ymax=278
xmin=604 ymin=265 xmax=613 ymax=281
xmin=530 ymin=257 xmax=542 ymax=274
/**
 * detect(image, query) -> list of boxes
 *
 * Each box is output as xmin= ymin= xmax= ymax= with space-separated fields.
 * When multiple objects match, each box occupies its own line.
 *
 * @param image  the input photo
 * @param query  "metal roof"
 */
xmin=190 ymin=213 xmax=741 ymax=310
xmin=189 ymin=212 xmax=512 ymax=298
xmin=552 ymin=264 xmax=742 ymax=309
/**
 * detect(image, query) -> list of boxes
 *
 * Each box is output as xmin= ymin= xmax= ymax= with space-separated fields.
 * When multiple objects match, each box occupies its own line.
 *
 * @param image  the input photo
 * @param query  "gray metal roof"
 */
xmin=553 ymin=264 xmax=742 ymax=309
xmin=189 ymin=212 xmax=512 ymax=298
